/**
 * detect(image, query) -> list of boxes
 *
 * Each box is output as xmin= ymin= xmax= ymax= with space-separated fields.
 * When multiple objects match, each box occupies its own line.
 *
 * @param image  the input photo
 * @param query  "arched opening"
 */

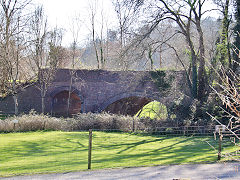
xmin=104 ymin=96 xmax=152 ymax=116
xmin=136 ymin=101 xmax=168 ymax=120
xmin=52 ymin=90 xmax=81 ymax=117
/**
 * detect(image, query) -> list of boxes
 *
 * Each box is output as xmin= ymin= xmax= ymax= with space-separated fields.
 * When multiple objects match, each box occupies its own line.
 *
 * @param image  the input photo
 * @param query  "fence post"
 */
xmin=88 ymin=129 xmax=92 ymax=169
xmin=218 ymin=129 xmax=222 ymax=161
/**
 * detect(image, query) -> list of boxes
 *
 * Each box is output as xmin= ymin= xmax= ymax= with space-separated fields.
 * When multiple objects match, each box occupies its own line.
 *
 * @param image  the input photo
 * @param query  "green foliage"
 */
xmin=167 ymin=96 xmax=192 ymax=125
xmin=0 ymin=131 xmax=238 ymax=176
xmin=135 ymin=101 xmax=168 ymax=120
xmin=215 ymin=38 xmax=229 ymax=67
xmin=233 ymin=0 xmax=240 ymax=70
xmin=150 ymin=70 xmax=174 ymax=93
xmin=186 ymin=95 xmax=228 ymax=126
xmin=213 ymin=0 xmax=230 ymax=68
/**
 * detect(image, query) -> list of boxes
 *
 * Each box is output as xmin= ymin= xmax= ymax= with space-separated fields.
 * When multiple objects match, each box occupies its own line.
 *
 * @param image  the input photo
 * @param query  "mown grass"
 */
xmin=0 ymin=131 xmax=238 ymax=177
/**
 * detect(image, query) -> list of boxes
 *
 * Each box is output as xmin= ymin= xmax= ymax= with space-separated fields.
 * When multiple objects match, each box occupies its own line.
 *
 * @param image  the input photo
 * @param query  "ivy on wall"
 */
xmin=150 ymin=70 xmax=174 ymax=93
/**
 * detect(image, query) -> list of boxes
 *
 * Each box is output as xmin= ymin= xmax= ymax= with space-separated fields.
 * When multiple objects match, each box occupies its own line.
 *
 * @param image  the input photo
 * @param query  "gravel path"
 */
xmin=1 ymin=163 xmax=240 ymax=180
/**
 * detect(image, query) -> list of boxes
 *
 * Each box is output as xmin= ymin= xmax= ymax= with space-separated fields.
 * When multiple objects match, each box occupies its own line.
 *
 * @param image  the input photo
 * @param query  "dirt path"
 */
xmin=1 ymin=163 xmax=240 ymax=180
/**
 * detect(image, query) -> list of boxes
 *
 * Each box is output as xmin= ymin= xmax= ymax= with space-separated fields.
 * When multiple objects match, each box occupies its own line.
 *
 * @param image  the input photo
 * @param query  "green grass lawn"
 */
xmin=0 ymin=131 xmax=238 ymax=177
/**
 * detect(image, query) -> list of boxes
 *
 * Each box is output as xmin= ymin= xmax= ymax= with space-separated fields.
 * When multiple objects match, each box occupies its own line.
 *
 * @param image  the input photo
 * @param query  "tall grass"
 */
xmin=0 ymin=110 xmax=173 ymax=133
xmin=0 ymin=111 xmax=65 ymax=132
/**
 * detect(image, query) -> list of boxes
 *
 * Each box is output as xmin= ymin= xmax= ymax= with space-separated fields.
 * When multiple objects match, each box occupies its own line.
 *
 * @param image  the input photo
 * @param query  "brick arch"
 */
xmin=49 ymin=86 xmax=83 ymax=100
xmin=49 ymin=86 xmax=84 ymax=116
xmin=98 ymin=92 xmax=161 ymax=114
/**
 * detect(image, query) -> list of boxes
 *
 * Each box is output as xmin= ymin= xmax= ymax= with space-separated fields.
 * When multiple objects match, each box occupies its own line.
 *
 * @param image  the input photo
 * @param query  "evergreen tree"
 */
xmin=233 ymin=0 xmax=240 ymax=71
xmin=213 ymin=0 xmax=231 ymax=69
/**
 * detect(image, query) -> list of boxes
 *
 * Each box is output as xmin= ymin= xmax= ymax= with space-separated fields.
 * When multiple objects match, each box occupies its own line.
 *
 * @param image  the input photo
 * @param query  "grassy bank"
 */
xmin=0 ymin=131 xmax=237 ymax=177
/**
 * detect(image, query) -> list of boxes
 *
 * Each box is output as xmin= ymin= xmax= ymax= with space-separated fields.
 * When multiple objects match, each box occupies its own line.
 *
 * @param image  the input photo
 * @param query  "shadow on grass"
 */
xmin=0 ymin=132 xmax=89 ymax=162
xmin=0 ymin=131 xmax=234 ymax=176
xmin=91 ymin=135 xmax=219 ymax=167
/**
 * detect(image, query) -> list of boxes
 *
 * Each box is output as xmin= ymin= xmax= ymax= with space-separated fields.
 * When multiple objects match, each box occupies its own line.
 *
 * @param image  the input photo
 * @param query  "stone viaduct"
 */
xmin=0 ymin=69 xmax=192 ymax=116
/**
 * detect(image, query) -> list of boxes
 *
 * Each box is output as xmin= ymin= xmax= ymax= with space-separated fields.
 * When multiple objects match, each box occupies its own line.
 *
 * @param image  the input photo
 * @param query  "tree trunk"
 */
xmin=197 ymin=58 xmax=205 ymax=101
xmin=13 ymin=94 xmax=18 ymax=115
xmin=12 ymin=80 xmax=19 ymax=115
xmin=186 ymin=32 xmax=198 ymax=99
xmin=192 ymin=54 xmax=198 ymax=99
xmin=148 ymin=47 xmax=153 ymax=70
xmin=94 ymin=44 xmax=99 ymax=69
xmin=41 ymin=96 xmax=45 ymax=114
xmin=196 ymin=19 xmax=206 ymax=101
xmin=92 ymin=16 xmax=100 ymax=69
xmin=67 ymin=74 xmax=73 ymax=117
xmin=159 ymin=46 xmax=162 ymax=68
xmin=100 ymin=44 xmax=104 ymax=69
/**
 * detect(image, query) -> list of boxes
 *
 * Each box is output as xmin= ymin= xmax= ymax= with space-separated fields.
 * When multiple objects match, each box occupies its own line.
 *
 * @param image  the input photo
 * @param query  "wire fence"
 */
xmin=90 ymin=125 xmax=216 ymax=136
xmin=136 ymin=126 xmax=215 ymax=136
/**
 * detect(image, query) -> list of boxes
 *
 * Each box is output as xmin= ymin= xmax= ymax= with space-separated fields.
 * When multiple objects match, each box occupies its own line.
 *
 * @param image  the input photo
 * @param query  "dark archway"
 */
xmin=104 ymin=96 xmax=152 ymax=116
xmin=52 ymin=90 xmax=81 ymax=117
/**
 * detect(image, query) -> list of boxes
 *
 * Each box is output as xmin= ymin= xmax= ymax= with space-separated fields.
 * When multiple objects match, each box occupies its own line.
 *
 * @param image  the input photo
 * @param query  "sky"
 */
xmin=31 ymin=0 xmax=222 ymax=47
xmin=32 ymin=0 xmax=117 ymax=47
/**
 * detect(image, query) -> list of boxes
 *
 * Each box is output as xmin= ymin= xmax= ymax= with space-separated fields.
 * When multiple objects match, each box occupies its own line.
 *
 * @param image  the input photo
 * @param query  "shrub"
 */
xmin=69 ymin=113 xmax=135 ymax=131
xmin=0 ymin=111 xmax=175 ymax=133
xmin=0 ymin=110 xmax=67 ymax=132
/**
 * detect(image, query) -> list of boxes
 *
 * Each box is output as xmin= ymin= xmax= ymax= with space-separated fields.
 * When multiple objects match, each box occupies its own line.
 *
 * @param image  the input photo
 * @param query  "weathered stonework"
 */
xmin=0 ymin=69 xmax=192 ymax=115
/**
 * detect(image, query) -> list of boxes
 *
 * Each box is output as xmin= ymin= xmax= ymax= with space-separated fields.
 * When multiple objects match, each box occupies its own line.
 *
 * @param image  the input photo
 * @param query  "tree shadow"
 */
xmin=0 ymin=131 xmax=234 ymax=176
xmin=91 ymin=135 xmax=219 ymax=166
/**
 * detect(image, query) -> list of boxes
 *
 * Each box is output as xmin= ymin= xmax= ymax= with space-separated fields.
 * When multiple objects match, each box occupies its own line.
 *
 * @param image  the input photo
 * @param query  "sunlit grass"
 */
xmin=0 ymin=131 xmax=237 ymax=177
xmin=135 ymin=101 xmax=168 ymax=119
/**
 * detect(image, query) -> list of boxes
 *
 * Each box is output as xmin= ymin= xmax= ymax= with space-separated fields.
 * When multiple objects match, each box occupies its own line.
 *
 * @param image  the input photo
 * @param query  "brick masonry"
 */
xmin=0 ymin=69 xmax=192 ymax=115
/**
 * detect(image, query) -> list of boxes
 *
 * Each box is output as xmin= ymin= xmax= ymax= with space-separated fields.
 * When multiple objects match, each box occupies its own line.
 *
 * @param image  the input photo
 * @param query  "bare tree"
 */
xmin=124 ymin=0 xmax=215 ymax=100
xmin=28 ymin=6 xmax=63 ymax=113
xmin=112 ymin=0 xmax=142 ymax=70
xmin=208 ymin=62 xmax=240 ymax=161
xmin=112 ymin=0 xmax=142 ymax=47
xmin=41 ymin=28 xmax=63 ymax=114
xmin=28 ymin=6 xmax=47 ymax=113
xmin=87 ymin=0 xmax=110 ymax=69
xmin=0 ymin=0 xmax=32 ymax=115
xmin=88 ymin=0 xmax=100 ymax=69
xmin=129 ymin=22 xmax=180 ymax=71
xmin=66 ymin=15 xmax=82 ymax=116
xmin=98 ymin=7 xmax=109 ymax=69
